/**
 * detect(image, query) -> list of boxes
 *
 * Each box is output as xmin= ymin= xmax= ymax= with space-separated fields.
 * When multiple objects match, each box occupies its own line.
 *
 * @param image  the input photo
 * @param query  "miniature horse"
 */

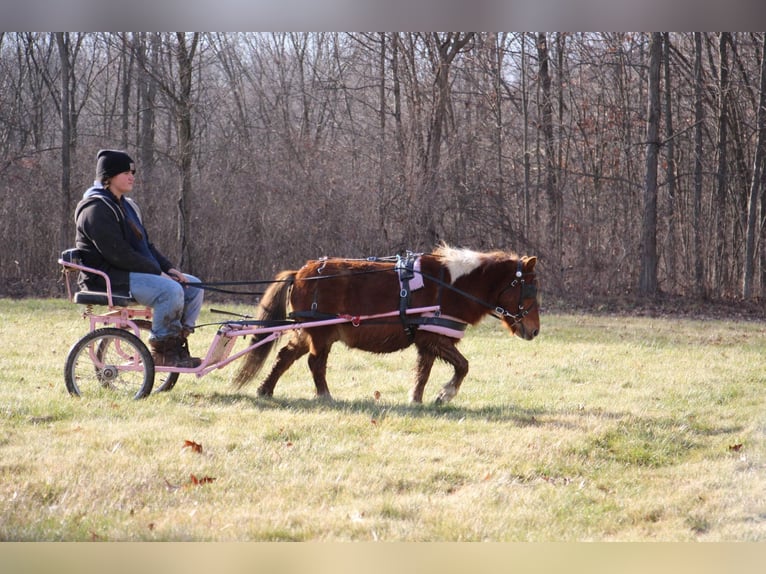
xmin=233 ymin=245 xmax=539 ymax=404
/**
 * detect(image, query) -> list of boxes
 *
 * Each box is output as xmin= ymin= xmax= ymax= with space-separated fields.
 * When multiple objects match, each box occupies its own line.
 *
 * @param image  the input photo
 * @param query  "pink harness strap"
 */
xmin=416 ymin=312 xmax=467 ymax=339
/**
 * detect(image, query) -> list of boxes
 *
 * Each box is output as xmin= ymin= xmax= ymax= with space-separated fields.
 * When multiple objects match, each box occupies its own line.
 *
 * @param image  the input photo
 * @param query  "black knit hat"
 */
xmin=96 ymin=149 xmax=135 ymax=181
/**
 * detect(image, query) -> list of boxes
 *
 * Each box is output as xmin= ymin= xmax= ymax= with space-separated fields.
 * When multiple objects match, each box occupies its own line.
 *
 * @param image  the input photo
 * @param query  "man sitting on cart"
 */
xmin=73 ymin=149 xmax=203 ymax=368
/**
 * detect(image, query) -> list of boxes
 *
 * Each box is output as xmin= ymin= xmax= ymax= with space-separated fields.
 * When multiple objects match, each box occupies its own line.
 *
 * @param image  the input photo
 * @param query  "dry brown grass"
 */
xmin=1 ymin=298 xmax=764 ymax=541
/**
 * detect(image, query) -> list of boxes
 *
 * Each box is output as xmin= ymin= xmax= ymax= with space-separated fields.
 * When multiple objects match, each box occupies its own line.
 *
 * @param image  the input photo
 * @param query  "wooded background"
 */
xmin=2 ymin=32 xmax=766 ymax=305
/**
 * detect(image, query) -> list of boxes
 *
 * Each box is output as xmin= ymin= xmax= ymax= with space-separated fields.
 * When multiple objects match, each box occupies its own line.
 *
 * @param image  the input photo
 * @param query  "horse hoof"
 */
xmin=435 ymin=392 xmax=455 ymax=405
xmin=256 ymin=386 xmax=273 ymax=397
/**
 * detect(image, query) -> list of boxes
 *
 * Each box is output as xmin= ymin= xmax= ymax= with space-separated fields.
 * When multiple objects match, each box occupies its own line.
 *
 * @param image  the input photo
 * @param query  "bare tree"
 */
xmin=174 ymin=33 xmax=199 ymax=269
xmin=56 ymin=33 xmax=73 ymax=254
xmin=693 ymin=33 xmax=706 ymax=298
xmin=639 ymin=33 xmax=662 ymax=297
xmin=418 ymin=32 xmax=474 ymax=246
xmin=536 ymin=33 xmax=560 ymax=269
xmin=134 ymin=33 xmax=201 ymax=269
xmin=744 ymin=34 xmax=766 ymax=298
xmin=134 ymin=32 xmax=158 ymax=189
xmin=520 ymin=33 xmax=531 ymax=235
xmin=662 ymin=32 xmax=679 ymax=291
xmin=713 ymin=33 xmax=731 ymax=287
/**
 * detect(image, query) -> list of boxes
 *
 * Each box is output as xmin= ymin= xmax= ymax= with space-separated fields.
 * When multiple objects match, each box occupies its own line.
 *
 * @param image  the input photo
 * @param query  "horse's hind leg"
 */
xmin=256 ymin=332 xmax=310 ymax=397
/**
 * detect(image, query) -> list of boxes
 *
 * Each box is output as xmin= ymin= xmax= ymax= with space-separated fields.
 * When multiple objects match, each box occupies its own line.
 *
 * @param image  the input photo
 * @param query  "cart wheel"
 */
xmin=64 ymin=327 xmax=155 ymax=399
xmin=154 ymin=371 xmax=180 ymax=393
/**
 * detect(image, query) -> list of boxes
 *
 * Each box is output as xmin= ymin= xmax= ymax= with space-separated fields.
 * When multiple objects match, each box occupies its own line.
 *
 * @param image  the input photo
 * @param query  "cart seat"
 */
xmin=60 ymin=248 xmax=138 ymax=307
xmin=73 ymin=291 xmax=137 ymax=307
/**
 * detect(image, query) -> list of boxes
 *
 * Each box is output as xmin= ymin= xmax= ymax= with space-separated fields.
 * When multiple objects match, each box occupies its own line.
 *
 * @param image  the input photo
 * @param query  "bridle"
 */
xmin=493 ymin=259 xmax=539 ymax=326
xmin=416 ymin=259 xmax=538 ymax=327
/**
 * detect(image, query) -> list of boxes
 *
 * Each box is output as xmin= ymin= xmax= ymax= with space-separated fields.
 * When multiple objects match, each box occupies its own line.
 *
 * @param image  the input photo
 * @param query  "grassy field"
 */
xmin=1 ymin=298 xmax=765 ymax=541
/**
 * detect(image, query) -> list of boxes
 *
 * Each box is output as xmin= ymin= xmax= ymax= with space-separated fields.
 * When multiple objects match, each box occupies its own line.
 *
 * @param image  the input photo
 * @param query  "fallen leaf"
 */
xmin=183 ymin=440 xmax=203 ymax=453
xmin=189 ymin=474 xmax=216 ymax=485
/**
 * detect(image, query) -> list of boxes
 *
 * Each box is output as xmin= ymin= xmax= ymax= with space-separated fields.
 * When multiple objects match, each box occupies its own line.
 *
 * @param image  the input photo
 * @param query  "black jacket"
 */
xmin=74 ymin=186 xmax=174 ymax=294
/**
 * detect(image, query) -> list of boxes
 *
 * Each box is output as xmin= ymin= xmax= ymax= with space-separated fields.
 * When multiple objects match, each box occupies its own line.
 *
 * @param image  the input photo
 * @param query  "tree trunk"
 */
xmin=421 ymin=32 xmax=473 ymax=245
xmin=378 ymin=32 xmax=386 ymax=226
xmin=744 ymin=34 xmax=766 ymax=299
xmin=639 ymin=33 xmax=662 ymax=297
xmin=119 ymin=32 xmax=131 ymax=148
xmin=536 ymin=33 xmax=559 ymax=269
xmin=694 ymin=33 xmax=706 ymax=298
xmin=175 ymin=32 xmax=199 ymax=270
xmin=713 ymin=33 xmax=730 ymax=287
xmin=135 ymin=32 xmax=157 ymax=191
xmin=662 ymin=33 xmax=678 ymax=291
xmin=520 ymin=33 xmax=531 ymax=235
xmin=55 ymin=32 xmax=72 ymax=254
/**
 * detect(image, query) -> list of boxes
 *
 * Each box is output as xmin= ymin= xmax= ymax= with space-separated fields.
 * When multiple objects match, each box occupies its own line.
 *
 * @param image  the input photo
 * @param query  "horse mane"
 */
xmin=433 ymin=243 xmax=516 ymax=283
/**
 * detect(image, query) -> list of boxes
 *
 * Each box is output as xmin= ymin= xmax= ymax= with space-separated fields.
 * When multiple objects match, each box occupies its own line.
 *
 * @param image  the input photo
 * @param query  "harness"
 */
xmin=242 ymin=251 xmax=537 ymax=339
xmin=395 ymin=252 xmax=467 ymax=341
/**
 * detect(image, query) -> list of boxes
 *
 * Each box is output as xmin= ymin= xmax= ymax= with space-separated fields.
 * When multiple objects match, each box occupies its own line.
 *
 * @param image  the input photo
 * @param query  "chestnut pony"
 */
xmin=233 ymin=245 xmax=539 ymax=404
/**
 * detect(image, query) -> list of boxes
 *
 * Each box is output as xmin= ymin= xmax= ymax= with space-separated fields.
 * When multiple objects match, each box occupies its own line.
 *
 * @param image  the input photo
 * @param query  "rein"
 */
xmin=187 ymin=255 xmax=538 ymax=326
xmin=186 ymin=277 xmax=293 ymax=296
xmin=186 ymin=268 xmax=389 ymax=294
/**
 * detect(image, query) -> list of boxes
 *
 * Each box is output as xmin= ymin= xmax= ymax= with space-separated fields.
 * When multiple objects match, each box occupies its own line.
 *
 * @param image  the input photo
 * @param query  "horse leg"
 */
xmin=410 ymin=347 xmax=436 ymax=404
xmin=432 ymin=340 xmax=469 ymax=405
xmin=307 ymin=341 xmax=334 ymax=400
xmin=256 ymin=332 xmax=310 ymax=397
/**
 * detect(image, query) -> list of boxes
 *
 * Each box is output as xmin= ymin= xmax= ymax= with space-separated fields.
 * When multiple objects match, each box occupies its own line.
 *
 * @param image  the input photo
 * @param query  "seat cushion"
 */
xmin=73 ymin=291 xmax=136 ymax=307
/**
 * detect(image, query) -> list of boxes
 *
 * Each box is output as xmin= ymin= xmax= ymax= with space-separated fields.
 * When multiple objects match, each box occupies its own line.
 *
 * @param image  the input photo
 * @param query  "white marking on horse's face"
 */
xmin=437 ymin=246 xmax=483 ymax=282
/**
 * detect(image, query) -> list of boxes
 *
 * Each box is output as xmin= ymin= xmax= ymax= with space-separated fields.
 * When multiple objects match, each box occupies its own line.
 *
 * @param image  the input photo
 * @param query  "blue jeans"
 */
xmin=129 ymin=272 xmax=204 ymax=341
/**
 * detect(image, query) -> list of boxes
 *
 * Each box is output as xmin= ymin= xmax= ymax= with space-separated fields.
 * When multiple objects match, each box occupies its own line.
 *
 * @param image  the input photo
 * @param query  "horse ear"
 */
xmin=523 ymin=256 xmax=537 ymax=271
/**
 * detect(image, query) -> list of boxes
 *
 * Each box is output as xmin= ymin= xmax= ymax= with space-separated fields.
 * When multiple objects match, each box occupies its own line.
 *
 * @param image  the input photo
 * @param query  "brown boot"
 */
xmin=177 ymin=336 xmax=202 ymax=368
xmin=149 ymin=337 xmax=200 ymax=368
xmin=149 ymin=337 xmax=179 ymax=367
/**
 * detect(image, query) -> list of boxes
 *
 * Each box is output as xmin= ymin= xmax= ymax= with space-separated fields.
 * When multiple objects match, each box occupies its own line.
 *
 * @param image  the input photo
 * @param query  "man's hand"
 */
xmin=166 ymin=268 xmax=188 ymax=284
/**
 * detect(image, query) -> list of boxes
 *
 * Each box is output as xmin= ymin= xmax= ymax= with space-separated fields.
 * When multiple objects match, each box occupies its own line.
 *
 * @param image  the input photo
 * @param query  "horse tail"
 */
xmin=232 ymin=270 xmax=296 ymax=388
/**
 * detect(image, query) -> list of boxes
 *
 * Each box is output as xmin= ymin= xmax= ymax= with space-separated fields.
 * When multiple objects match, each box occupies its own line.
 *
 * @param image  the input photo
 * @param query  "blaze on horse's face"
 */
xmin=501 ymin=256 xmax=540 ymax=341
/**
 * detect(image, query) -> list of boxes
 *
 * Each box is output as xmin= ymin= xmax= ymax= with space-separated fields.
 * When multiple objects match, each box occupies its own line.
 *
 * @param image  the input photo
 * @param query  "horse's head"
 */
xmin=497 ymin=255 xmax=540 ymax=341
